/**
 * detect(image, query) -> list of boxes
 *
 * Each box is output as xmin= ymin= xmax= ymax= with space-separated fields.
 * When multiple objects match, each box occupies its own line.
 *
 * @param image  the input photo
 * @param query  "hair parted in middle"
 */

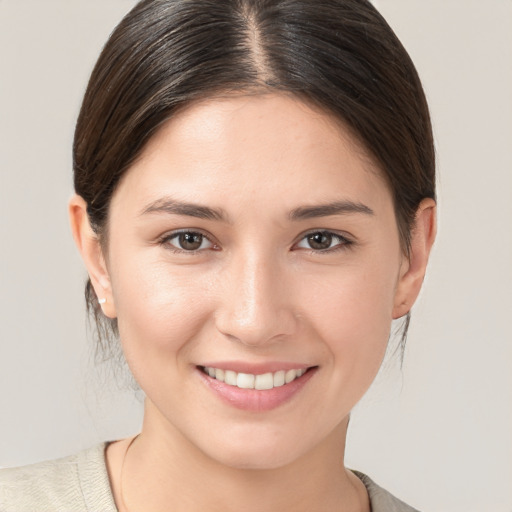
xmin=73 ymin=0 xmax=435 ymax=357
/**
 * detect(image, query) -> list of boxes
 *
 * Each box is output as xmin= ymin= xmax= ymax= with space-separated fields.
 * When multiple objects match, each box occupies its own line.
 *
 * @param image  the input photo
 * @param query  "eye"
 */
xmin=163 ymin=231 xmax=215 ymax=252
xmin=295 ymin=231 xmax=351 ymax=252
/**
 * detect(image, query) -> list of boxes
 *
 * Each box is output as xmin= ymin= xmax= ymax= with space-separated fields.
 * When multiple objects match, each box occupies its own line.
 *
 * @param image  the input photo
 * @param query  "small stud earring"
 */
xmin=98 ymin=298 xmax=107 ymax=304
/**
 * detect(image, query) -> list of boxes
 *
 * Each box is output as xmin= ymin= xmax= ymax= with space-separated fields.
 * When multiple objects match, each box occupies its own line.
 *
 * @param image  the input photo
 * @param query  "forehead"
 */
xmin=111 ymin=93 xmax=391 ymax=217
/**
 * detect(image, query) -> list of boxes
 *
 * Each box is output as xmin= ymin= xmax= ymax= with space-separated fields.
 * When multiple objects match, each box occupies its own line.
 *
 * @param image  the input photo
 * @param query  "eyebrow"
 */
xmin=289 ymin=201 xmax=374 ymax=220
xmin=140 ymin=198 xmax=227 ymax=221
xmin=140 ymin=197 xmax=374 ymax=222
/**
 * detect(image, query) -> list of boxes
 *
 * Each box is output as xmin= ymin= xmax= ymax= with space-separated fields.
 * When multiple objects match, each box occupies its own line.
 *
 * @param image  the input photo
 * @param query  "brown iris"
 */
xmin=307 ymin=232 xmax=333 ymax=250
xmin=178 ymin=232 xmax=204 ymax=250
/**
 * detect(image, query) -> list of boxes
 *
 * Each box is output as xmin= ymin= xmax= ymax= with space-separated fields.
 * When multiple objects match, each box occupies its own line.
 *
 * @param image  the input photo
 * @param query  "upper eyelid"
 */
xmin=292 ymin=230 xmax=354 ymax=252
xmin=159 ymin=229 xmax=217 ymax=249
xmin=295 ymin=229 xmax=352 ymax=242
xmin=160 ymin=228 xmax=212 ymax=240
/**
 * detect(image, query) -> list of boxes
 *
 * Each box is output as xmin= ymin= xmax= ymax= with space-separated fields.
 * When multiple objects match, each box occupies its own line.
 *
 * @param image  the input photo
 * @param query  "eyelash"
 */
xmin=158 ymin=229 xmax=217 ymax=254
xmin=295 ymin=230 xmax=353 ymax=254
xmin=158 ymin=229 xmax=353 ymax=254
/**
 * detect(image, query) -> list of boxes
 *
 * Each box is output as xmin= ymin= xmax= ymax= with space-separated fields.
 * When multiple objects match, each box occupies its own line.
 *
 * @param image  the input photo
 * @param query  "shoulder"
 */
xmin=353 ymin=471 xmax=421 ymax=512
xmin=0 ymin=443 xmax=117 ymax=512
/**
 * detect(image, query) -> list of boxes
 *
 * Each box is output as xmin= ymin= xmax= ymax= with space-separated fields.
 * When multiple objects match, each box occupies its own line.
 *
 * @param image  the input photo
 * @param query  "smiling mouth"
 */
xmin=200 ymin=366 xmax=313 ymax=390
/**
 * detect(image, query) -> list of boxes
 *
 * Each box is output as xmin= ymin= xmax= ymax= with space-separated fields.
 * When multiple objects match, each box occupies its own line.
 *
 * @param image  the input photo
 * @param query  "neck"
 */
xmin=113 ymin=399 xmax=368 ymax=512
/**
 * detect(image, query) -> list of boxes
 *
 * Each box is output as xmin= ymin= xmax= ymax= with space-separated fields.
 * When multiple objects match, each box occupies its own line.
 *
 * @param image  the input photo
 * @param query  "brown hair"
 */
xmin=73 ymin=0 xmax=435 ymax=357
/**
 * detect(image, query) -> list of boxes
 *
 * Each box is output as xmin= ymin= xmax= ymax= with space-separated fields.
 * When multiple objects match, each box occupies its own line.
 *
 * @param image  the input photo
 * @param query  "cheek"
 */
xmin=301 ymin=259 xmax=398 ymax=371
xmin=109 ymin=255 xmax=213 ymax=367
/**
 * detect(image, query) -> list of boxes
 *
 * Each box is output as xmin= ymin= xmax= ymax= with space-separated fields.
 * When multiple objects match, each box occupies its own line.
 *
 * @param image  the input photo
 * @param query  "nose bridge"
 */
xmin=215 ymin=246 xmax=296 ymax=346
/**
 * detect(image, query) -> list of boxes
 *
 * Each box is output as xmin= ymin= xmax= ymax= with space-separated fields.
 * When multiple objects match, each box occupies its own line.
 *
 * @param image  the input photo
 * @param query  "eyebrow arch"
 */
xmin=289 ymin=201 xmax=374 ymax=220
xmin=140 ymin=197 xmax=227 ymax=221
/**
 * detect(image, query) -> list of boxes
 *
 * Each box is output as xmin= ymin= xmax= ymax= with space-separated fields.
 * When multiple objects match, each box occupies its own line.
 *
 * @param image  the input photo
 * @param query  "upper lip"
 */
xmin=198 ymin=361 xmax=314 ymax=374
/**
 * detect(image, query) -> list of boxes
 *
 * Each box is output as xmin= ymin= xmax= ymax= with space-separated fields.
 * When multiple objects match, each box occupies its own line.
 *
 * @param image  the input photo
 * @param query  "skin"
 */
xmin=70 ymin=93 xmax=436 ymax=512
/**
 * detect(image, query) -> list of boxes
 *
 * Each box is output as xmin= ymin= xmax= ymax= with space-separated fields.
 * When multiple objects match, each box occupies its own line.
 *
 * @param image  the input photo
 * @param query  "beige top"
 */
xmin=0 ymin=443 xmax=420 ymax=511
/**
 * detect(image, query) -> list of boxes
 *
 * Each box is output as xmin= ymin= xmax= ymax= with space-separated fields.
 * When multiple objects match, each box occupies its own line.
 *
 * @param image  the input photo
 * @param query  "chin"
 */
xmin=195 ymin=430 xmax=308 ymax=471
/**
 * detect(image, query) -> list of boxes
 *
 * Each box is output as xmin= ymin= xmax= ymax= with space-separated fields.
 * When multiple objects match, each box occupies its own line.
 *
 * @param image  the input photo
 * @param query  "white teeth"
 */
xmin=285 ymin=369 xmax=297 ymax=384
xmin=273 ymin=370 xmax=285 ymax=387
xmin=255 ymin=372 xmax=273 ymax=390
xmin=237 ymin=373 xmax=255 ymax=389
xmin=224 ymin=370 xmax=237 ymax=386
xmin=203 ymin=366 xmax=308 ymax=389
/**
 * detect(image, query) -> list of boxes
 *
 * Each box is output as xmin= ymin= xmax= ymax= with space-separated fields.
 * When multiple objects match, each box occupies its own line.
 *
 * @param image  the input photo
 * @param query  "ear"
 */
xmin=68 ymin=194 xmax=117 ymax=318
xmin=393 ymin=198 xmax=437 ymax=319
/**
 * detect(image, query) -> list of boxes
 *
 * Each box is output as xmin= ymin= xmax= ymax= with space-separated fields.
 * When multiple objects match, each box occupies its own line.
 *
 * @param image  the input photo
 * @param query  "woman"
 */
xmin=0 ymin=0 xmax=436 ymax=510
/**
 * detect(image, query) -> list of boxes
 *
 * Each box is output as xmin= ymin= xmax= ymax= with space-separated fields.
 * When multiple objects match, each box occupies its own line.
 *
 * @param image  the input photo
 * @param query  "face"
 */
xmin=98 ymin=94 xmax=408 ymax=469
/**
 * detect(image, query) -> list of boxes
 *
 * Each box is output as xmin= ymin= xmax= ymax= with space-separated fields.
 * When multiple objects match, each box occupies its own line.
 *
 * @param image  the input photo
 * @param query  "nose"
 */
xmin=214 ymin=251 xmax=298 ymax=347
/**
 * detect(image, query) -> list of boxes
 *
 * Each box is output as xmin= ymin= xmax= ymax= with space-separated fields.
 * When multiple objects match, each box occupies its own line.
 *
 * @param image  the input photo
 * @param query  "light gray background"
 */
xmin=1 ymin=2 xmax=511 ymax=511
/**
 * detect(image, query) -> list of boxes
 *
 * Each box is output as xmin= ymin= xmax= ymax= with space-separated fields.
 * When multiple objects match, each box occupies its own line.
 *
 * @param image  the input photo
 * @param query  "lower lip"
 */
xmin=197 ymin=367 xmax=317 ymax=412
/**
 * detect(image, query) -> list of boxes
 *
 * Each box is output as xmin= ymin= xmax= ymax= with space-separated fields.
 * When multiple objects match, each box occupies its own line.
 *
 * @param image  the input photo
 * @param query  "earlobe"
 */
xmin=392 ymin=198 xmax=437 ymax=319
xmin=68 ymin=194 xmax=117 ymax=318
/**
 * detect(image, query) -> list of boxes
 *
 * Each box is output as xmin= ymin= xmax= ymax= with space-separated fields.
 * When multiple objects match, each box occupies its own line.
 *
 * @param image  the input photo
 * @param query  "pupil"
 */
xmin=179 ymin=232 xmax=202 ymax=250
xmin=308 ymin=232 xmax=332 ymax=250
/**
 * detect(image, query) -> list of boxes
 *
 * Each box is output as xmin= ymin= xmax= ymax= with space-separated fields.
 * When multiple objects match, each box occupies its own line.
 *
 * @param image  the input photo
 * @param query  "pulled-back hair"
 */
xmin=73 ymin=0 xmax=435 ymax=357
